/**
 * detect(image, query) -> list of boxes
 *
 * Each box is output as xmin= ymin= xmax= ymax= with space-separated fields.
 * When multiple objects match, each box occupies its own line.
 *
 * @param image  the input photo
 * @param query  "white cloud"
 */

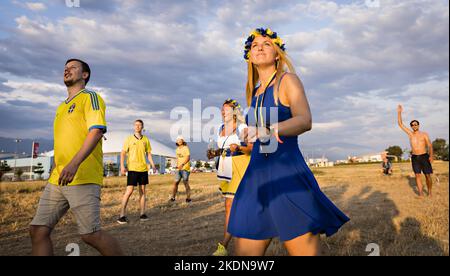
xmin=0 ymin=80 xmax=65 ymax=106
xmin=313 ymin=121 xmax=344 ymax=131
xmin=25 ymin=2 xmax=47 ymax=12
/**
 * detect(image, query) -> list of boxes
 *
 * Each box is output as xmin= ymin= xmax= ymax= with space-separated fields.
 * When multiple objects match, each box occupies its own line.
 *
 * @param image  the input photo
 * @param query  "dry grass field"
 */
xmin=0 ymin=162 xmax=448 ymax=256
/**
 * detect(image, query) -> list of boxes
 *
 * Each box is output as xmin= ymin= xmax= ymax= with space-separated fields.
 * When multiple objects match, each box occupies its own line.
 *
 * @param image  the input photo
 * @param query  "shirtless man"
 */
xmin=397 ymin=105 xmax=434 ymax=197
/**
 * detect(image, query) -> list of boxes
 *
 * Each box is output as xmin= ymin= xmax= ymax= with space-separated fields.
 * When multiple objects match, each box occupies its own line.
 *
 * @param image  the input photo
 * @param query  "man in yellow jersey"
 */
xmin=170 ymin=136 xmax=192 ymax=203
xmin=29 ymin=59 xmax=123 ymax=256
xmin=117 ymin=119 xmax=157 ymax=224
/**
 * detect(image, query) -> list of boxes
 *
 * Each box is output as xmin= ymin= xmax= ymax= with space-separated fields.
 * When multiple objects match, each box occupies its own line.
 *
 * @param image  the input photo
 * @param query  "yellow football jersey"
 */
xmin=48 ymin=89 xmax=107 ymax=186
xmin=176 ymin=145 xmax=191 ymax=171
xmin=123 ymin=135 xmax=152 ymax=172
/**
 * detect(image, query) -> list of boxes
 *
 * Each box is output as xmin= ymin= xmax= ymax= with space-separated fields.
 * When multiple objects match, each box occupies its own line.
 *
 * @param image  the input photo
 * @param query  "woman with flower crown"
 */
xmin=207 ymin=99 xmax=252 ymax=256
xmin=227 ymin=28 xmax=350 ymax=256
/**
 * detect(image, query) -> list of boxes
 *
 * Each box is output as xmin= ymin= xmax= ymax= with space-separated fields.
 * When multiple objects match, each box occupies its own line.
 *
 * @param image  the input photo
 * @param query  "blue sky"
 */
xmin=0 ymin=0 xmax=448 ymax=161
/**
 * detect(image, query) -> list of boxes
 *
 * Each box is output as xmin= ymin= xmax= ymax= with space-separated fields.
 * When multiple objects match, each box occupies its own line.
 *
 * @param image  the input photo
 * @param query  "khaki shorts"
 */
xmin=30 ymin=183 xmax=101 ymax=235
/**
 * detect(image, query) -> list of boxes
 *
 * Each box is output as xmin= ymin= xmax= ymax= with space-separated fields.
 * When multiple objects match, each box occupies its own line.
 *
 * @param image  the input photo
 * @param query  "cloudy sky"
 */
xmin=0 ymin=0 xmax=448 ymax=160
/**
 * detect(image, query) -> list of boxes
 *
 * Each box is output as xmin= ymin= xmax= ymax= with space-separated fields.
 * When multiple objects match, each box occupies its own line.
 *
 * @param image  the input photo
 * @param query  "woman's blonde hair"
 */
xmin=234 ymin=107 xmax=246 ymax=126
xmin=245 ymin=41 xmax=296 ymax=106
xmin=223 ymin=100 xmax=246 ymax=126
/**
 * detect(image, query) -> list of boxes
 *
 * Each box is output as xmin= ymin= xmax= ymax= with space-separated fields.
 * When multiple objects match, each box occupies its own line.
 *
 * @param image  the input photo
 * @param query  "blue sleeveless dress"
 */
xmin=228 ymin=84 xmax=350 ymax=242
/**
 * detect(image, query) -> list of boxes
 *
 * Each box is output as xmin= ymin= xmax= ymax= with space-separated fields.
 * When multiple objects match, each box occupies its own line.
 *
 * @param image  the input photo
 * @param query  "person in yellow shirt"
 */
xmin=29 ymin=59 xmax=123 ymax=256
xmin=117 ymin=120 xmax=157 ymax=224
xmin=170 ymin=136 xmax=192 ymax=203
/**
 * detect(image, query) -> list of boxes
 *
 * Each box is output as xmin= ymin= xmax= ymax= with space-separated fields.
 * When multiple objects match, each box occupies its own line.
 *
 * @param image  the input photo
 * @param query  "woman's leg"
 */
xmin=171 ymin=181 xmax=180 ymax=199
xmin=234 ymin=238 xmax=272 ymax=256
xmin=222 ymin=198 xmax=233 ymax=248
xmin=183 ymin=180 xmax=191 ymax=200
xmin=283 ymin=232 xmax=321 ymax=256
xmin=183 ymin=171 xmax=191 ymax=201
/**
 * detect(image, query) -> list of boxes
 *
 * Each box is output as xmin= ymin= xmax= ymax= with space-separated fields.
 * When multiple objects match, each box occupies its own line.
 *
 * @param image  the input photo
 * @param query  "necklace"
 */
xmin=254 ymin=71 xmax=277 ymax=127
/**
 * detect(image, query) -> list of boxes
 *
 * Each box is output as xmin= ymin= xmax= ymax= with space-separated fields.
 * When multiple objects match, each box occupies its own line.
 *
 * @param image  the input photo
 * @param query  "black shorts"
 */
xmin=411 ymin=154 xmax=433 ymax=174
xmin=127 ymin=171 xmax=149 ymax=186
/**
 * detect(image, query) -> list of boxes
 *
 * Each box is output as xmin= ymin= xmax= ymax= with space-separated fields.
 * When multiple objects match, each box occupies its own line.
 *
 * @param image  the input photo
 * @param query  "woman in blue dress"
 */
xmin=228 ymin=28 xmax=350 ymax=256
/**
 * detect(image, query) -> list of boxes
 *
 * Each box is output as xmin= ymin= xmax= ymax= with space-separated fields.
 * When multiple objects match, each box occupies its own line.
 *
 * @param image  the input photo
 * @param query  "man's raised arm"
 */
xmin=397 ymin=105 xmax=412 ymax=135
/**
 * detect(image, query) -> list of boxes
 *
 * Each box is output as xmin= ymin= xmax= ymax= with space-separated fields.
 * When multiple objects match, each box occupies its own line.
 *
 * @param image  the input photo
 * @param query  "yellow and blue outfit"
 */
xmin=228 ymin=77 xmax=349 ymax=241
xmin=217 ymin=124 xmax=251 ymax=198
xmin=123 ymin=135 xmax=152 ymax=172
xmin=48 ymin=89 xmax=106 ymax=186
xmin=175 ymin=145 xmax=191 ymax=182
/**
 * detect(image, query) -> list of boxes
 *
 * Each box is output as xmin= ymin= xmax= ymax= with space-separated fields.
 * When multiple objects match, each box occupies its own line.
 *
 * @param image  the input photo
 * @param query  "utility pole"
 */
xmin=13 ymin=139 xmax=22 ymax=181
xmin=30 ymin=141 xmax=35 ymax=181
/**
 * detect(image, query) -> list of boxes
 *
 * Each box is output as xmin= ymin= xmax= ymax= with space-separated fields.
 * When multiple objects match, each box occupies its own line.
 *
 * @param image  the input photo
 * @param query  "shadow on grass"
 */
xmin=327 ymin=185 xmax=445 ymax=256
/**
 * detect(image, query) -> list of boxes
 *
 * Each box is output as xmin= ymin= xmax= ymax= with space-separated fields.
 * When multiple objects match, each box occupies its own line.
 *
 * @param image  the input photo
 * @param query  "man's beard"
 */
xmin=64 ymin=77 xmax=82 ymax=87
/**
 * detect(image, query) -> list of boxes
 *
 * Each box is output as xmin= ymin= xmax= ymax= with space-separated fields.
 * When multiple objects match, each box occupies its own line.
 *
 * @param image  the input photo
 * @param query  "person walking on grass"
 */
xmin=228 ymin=28 xmax=349 ymax=256
xmin=117 ymin=119 xmax=157 ymax=225
xmin=170 ymin=136 xmax=192 ymax=203
xmin=207 ymin=99 xmax=252 ymax=256
xmin=29 ymin=59 xmax=123 ymax=256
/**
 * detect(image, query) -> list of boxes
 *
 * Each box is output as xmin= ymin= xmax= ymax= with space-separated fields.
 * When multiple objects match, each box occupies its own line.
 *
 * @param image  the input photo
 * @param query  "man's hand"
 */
xmin=177 ymin=165 xmax=183 ymax=170
xmin=397 ymin=105 xmax=403 ymax=113
xmin=121 ymin=166 xmax=127 ymax=176
xmin=148 ymin=165 xmax=157 ymax=174
xmin=59 ymin=161 xmax=80 ymax=186
xmin=429 ymin=156 xmax=434 ymax=163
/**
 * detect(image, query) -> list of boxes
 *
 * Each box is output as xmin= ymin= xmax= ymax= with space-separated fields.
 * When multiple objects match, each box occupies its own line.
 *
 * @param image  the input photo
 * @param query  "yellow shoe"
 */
xmin=212 ymin=243 xmax=229 ymax=256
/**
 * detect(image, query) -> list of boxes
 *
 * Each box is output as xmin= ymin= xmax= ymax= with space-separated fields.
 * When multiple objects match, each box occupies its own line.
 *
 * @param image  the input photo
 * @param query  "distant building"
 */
xmin=2 ymin=151 xmax=53 ymax=181
xmin=348 ymin=152 xmax=387 ymax=163
xmin=362 ymin=153 xmax=384 ymax=162
xmin=307 ymin=157 xmax=334 ymax=167
xmin=190 ymin=160 xmax=216 ymax=172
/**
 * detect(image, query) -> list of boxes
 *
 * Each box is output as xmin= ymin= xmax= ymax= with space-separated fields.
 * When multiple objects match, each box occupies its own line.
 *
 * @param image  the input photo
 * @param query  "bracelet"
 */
xmin=270 ymin=125 xmax=278 ymax=135
xmin=264 ymin=125 xmax=277 ymax=136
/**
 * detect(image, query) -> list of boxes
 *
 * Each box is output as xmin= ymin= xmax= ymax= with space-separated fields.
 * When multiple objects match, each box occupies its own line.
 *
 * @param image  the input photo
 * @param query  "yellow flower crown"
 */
xmin=224 ymin=98 xmax=242 ymax=110
xmin=244 ymin=28 xmax=286 ymax=61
